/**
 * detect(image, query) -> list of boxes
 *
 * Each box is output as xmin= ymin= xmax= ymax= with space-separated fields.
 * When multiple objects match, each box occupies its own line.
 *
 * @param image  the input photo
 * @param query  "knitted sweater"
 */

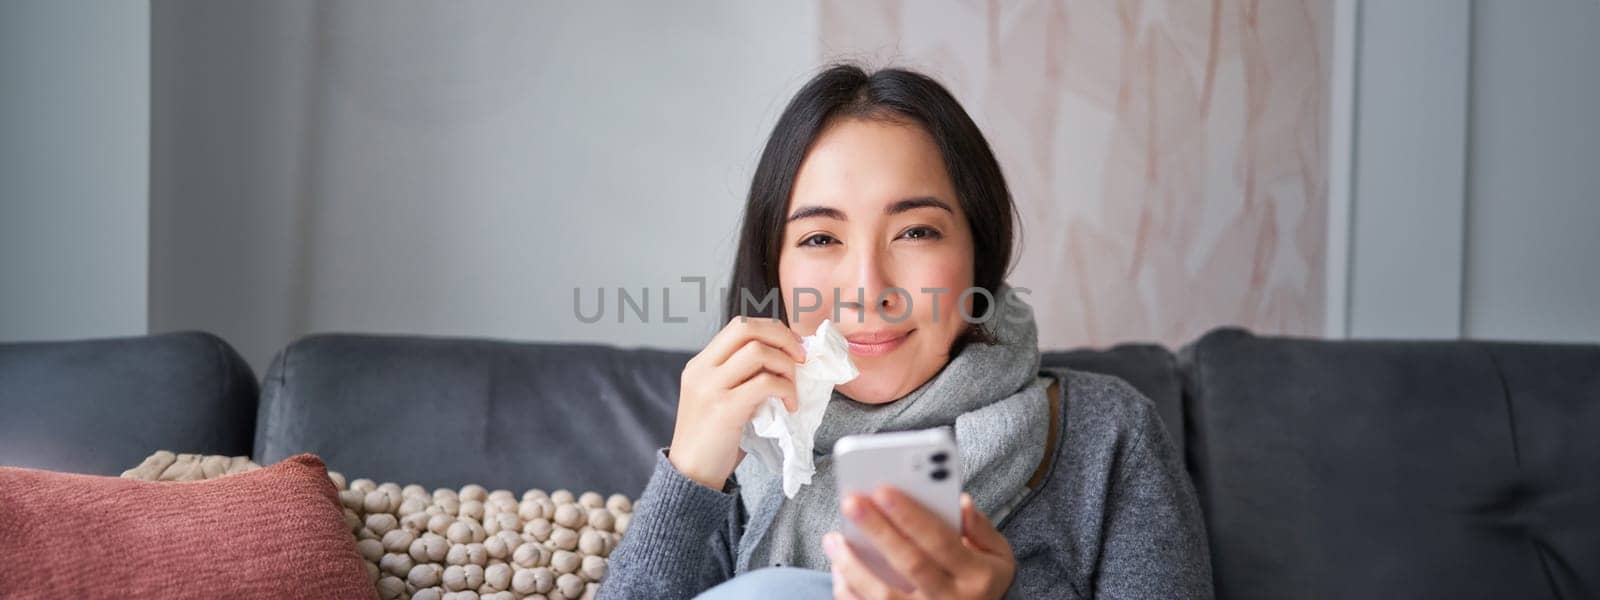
xmin=598 ymin=370 xmax=1215 ymax=599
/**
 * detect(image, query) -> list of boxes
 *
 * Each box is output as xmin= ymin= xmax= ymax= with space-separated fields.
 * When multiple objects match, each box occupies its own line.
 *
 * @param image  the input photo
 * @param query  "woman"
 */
xmin=599 ymin=64 xmax=1212 ymax=599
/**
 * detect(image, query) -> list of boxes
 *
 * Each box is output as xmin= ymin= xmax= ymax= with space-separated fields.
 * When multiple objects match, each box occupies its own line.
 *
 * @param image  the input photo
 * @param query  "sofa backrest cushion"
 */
xmin=1181 ymin=327 xmax=1600 ymax=599
xmin=257 ymin=334 xmax=1186 ymax=499
xmin=0 ymin=331 xmax=258 ymax=475
xmin=256 ymin=334 xmax=688 ymax=497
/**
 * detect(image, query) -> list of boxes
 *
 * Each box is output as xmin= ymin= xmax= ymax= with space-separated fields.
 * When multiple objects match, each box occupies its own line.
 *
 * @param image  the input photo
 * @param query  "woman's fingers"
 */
xmin=665 ymin=318 xmax=802 ymax=491
xmin=728 ymin=371 xmax=799 ymax=414
xmin=824 ymin=532 xmax=906 ymax=600
xmin=839 ymin=494 xmax=954 ymax=595
xmin=955 ymin=493 xmax=1016 ymax=597
xmin=714 ymin=339 xmax=798 ymax=388
xmin=701 ymin=316 xmax=805 ymax=366
xmin=866 ymin=487 xmax=969 ymax=573
xmin=959 ymin=493 xmax=1011 ymax=555
xmin=831 ymin=565 xmax=862 ymax=600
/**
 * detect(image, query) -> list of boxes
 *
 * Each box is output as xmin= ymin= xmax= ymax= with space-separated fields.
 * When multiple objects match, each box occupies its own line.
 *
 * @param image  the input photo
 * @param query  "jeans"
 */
xmin=694 ymin=567 xmax=834 ymax=599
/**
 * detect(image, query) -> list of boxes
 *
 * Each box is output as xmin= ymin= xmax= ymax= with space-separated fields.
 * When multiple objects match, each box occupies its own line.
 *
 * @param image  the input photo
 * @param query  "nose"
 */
xmin=836 ymin=245 xmax=905 ymax=322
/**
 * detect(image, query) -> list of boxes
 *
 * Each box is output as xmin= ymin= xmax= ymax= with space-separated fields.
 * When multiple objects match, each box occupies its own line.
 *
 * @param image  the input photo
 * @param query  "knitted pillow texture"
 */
xmin=120 ymin=451 xmax=635 ymax=600
xmin=0 ymin=453 xmax=376 ymax=599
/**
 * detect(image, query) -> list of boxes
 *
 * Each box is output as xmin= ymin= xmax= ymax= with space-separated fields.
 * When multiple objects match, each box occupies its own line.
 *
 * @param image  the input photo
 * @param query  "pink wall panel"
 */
xmin=820 ymin=0 xmax=1332 ymax=348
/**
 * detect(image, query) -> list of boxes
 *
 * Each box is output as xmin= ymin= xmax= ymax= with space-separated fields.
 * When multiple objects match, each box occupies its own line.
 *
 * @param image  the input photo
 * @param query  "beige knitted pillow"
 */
xmin=124 ymin=451 xmax=633 ymax=600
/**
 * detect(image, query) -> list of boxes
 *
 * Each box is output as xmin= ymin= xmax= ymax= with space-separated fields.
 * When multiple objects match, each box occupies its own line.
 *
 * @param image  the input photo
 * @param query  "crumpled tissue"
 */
xmin=738 ymin=319 xmax=859 ymax=498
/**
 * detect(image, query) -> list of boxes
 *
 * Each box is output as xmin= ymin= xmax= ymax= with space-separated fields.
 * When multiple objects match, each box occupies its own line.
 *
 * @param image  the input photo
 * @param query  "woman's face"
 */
xmin=778 ymin=117 xmax=975 ymax=405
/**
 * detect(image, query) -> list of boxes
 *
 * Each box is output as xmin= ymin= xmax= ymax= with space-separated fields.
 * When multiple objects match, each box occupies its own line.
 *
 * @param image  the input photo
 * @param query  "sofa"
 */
xmin=2 ymin=327 xmax=1595 ymax=599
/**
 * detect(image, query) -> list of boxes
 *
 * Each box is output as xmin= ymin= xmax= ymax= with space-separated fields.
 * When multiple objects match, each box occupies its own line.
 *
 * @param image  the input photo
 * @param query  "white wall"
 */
xmin=1344 ymin=0 xmax=1471 ymax=339
xmin=0 ymin=1 xmax=149 ymax=342
xmin=1338 ymin=0 xmax=1599 ymax=343
xmin=8 ymin=1 xmax=1593 ymax=362
xmin=149 ymin=1 xmax=321 ymax=373
xmin=150 ymin=1 xmax=820 ymax=371
xmin=1462 ymin=0 xmax=1600 ymax=343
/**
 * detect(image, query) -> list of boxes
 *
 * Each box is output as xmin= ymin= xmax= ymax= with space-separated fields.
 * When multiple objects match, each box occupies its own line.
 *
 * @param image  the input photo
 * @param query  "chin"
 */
xmin=837 ymin=373 xmax=913 ymax=405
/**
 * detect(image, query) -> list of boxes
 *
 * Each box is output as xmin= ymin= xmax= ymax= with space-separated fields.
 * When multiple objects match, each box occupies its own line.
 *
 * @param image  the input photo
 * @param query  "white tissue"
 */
xmin=739 ymin=319 xmax=859 ymax=498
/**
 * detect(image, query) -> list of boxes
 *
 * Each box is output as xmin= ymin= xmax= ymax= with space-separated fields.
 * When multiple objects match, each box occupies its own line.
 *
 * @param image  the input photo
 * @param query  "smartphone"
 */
xmin=832 ymin=428 xmax=962 ymax=591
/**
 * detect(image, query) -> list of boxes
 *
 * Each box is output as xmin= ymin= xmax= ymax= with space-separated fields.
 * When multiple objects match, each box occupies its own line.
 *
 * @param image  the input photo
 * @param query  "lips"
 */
xmin=843 ymin=329 xmax=913 ymax=357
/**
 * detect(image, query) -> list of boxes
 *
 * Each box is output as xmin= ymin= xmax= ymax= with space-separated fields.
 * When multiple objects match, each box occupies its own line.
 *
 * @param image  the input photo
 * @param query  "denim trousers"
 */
xmin=694 ymin=566 xmax=834 ymax=599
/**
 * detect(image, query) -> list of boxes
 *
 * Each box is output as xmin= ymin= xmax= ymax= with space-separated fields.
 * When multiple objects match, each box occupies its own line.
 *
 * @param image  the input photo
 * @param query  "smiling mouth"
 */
xmin=844 ymin=329 xmax=914 ymax=357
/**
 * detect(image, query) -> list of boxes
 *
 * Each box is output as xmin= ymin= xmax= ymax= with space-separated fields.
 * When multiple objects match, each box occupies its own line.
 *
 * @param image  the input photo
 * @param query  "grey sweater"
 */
xmin=599 ymin=370 xmax=1214 ymax=599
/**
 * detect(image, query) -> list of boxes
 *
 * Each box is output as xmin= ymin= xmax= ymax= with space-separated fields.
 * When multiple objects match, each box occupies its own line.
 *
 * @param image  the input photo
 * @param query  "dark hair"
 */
xmin=724 ymin=64 xmax=1017 ymax=349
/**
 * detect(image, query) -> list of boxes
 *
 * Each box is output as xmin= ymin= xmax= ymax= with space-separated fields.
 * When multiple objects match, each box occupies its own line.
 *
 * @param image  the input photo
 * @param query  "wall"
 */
xmin=7 ymin=1 xmax=1590 ymax=368
xmin=1462 ymin=0 xmax=1600 ymax=343
xmin=818 ymin=0 xmax=1335 ymax=350
xmin=1344 ymin=0 xmax=1471 ymax=339
xmin=151 ymin=0 xmax=1341 ymax=371
xmin=1341 ymin=0 xmax=1600 ymax=343
xmin=150 ymin=1 xmax=821 ymax=370
xmin=0 ymin=1 xmax=149 ymax=342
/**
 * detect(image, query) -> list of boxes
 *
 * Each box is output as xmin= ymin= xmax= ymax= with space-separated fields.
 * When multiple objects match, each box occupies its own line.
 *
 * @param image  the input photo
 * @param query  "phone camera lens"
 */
xmin=930 ymin=469 xmax=949 ymax=481
xmin=930 ymin=452 xmax=949 ymax=463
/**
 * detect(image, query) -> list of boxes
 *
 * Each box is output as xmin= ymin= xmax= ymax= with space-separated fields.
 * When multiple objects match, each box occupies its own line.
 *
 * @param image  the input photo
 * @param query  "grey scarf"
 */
xmin=734 ymin=284 xmax=1053 ymax=573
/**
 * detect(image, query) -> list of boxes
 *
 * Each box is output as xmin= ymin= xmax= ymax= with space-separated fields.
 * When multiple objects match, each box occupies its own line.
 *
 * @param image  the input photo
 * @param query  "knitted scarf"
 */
xmin=733 ymin=283 xmax=1053 ymax=573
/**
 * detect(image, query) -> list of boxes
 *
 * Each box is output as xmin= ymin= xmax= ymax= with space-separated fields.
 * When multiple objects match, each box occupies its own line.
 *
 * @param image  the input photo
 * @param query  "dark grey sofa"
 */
xmin=0 ymin=331 xmax=257 ymax=476
xmin=1181 ymin=328 xmax=1600 ymax=599
xmin=3 ymin=327 xmax=1596 ymax=598
xmin=250 ymin=333 xmax=1185 ymax=498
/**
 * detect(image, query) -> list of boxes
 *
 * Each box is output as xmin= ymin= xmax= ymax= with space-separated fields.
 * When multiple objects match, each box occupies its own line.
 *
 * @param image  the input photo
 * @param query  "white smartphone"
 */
xmin=832 ymin=428 xmax=962 ymax=591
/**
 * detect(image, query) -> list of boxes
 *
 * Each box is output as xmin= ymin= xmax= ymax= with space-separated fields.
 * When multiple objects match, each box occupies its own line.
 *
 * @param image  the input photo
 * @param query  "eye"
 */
xmin=799 ymin=233 xmax=838 ymax=247
xmin=899 ymin=226 xmax=943 ymax=241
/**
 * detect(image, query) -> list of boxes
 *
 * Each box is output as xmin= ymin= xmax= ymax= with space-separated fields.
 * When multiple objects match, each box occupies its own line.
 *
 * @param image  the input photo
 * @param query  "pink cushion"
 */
xmin=0 ymin=454 xmax=377 ymax=599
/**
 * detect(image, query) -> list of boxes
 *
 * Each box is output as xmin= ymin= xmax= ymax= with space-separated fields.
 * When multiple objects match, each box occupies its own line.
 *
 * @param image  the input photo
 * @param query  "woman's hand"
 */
xmin=824 ymin=490 xmax=1015 ymax=600
xmin=667 ymin=316 xmax=807 ymax=491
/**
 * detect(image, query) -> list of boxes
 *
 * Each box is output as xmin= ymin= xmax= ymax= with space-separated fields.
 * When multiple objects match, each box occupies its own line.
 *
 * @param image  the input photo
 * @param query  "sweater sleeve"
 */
xmin=1093 ymin=394 xmax=1215 ymax=599
xmin=596 ymin=447 xmax=742 ymax=600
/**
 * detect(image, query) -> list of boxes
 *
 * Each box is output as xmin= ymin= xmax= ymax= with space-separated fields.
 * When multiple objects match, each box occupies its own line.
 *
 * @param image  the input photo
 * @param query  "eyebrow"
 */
xmin=786 ymin=196 xmax=954 ymax=223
